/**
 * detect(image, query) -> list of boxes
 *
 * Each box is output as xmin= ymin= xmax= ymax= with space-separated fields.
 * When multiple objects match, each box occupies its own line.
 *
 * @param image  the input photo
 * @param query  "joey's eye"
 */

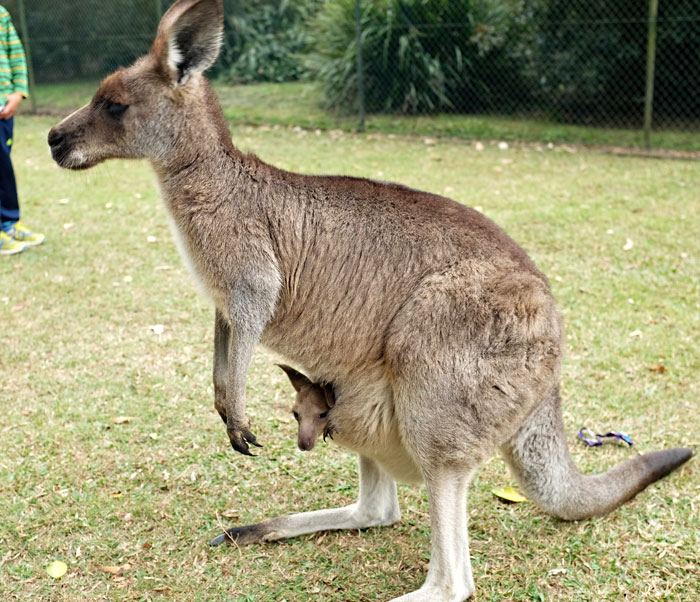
xmin=319 ymin=412 xmax=328 ymax=419
xmin=293 ymin=411 xmax=299 ymax=421
xmin=106 ymin=101 xmax=129 ymax=117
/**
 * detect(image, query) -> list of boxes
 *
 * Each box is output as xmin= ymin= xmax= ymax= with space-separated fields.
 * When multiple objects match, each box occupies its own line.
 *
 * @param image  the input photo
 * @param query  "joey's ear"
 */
xmin=276 ymin=364 xmax=312 ymax=393
xmin=322 ymin=384 xmax=336 ymax=408
xmin=152 ymin=0 xmax=223 ymax=85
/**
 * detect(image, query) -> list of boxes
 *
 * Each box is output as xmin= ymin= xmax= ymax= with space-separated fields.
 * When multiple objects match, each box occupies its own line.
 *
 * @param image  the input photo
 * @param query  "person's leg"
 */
xmin=0 ymin=117 xmax=20 ymax=229
xmin=0 ymin=117 xmax=26 ymax=254
xmin=0 ymin=118 xmax=45 ymax=246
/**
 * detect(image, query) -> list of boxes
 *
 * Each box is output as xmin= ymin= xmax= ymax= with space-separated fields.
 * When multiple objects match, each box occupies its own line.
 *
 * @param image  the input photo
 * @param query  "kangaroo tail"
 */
xmin=501 ymin=388 xmax=693 ymax=520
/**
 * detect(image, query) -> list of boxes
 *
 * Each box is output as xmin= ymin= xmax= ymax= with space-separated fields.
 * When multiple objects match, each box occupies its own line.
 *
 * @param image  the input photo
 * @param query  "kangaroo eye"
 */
xmin=293 ymin=411 xmax=299 ymax=421
xmin=106 ymin=101 xmax=128 ymax=117
xmin=319 ymin=412 xmax=328 ymax=419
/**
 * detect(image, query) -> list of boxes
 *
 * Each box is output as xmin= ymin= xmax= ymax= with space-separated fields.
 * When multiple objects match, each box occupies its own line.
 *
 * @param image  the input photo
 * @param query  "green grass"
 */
xmin=30 ymin=80 xmax=700 ymax=153
xmin=1 ymin=114 xmax=698 ymax=601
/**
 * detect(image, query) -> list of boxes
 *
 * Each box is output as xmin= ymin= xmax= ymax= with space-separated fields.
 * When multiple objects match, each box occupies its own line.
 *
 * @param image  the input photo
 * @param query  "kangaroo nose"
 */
xmin=48 ymin=128 xmax=64 ymax=148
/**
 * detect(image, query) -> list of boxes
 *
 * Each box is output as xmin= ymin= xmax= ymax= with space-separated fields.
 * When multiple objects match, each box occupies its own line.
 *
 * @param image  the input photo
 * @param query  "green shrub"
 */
xmin=307 ymin=0 xmax=531 ymax=114
xmin=532 ymin=0 xmax=700 ymax=125
xmin=219 ymin=0 xmax=322 ymax=84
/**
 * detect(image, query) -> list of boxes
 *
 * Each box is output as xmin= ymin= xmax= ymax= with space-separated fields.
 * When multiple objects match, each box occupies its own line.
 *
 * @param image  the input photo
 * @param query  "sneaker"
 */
xmin=0 ymin=230 xmax=27 ymax=255
xmin=11 ymin=221 xmax=45 ymax=246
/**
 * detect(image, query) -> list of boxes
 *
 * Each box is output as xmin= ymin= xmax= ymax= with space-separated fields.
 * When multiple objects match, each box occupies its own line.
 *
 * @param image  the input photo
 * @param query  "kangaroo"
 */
xmin=47 ymin=1 xmax=692 ymax=600
xmin=278 ymin=364 xmax=335 ymax=452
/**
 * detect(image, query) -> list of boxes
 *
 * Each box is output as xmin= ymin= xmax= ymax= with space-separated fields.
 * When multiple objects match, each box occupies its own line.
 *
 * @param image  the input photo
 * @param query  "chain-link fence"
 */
xmin=8 ymin=0 xmax=700 ymax=145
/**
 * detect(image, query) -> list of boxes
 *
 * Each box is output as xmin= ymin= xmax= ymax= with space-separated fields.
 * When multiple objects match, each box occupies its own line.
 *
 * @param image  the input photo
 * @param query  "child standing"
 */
xmin=0 ymin=5 xmax=43 ymax=255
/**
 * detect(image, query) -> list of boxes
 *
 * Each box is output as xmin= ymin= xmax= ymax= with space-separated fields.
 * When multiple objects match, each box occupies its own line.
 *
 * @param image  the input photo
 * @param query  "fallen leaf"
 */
xmin=649 ymin=364 xmax=666 ymax=373
xmin=112 ymin=416 xmax=136 ymax=424
xmin=623 ymin=238 xmax=634 ymax=250
xmin=492 ymin=486 xmax=528 ymax=503
xmin=548 ymin=567 xmax=567 ymax=576
xmin=629 ymin=330 xmax=643 ymax=338
xmin=46 ymin=560 xmax=68 ymax=579
xmin=220 ymin=508 xmax=239 ymax=519
xmin=100 ymin=564 xmax=131 ymax=576
xmin=11 ymin=301 xmax=26 ymax=312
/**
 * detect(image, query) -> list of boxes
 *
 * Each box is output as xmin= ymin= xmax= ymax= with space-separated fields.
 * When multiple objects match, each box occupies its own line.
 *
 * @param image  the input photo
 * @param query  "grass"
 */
xmin=1 ymin=112 xmax=698 ymax=601
xmin=30 ymin=80 xmax=700 ymax=153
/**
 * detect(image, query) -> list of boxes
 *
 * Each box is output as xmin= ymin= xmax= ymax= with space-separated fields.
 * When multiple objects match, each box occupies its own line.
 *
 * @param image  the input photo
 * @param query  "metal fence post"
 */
xmin=16 ymin=0 xmax=37 ymax=113
xmin=355 ymin=0 xmax=366 ymax=132
xmin=643 ymin=0 xmax=659 ymax=149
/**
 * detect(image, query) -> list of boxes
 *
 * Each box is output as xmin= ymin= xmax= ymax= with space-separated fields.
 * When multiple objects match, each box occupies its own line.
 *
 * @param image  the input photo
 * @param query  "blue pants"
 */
xmin=0 ymin=117 xmax=20 ymax=230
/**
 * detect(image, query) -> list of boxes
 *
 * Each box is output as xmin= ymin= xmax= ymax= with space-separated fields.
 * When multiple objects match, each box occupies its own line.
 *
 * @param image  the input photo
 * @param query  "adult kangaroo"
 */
xmin=48 ymin=1 xmax=692 ymax=600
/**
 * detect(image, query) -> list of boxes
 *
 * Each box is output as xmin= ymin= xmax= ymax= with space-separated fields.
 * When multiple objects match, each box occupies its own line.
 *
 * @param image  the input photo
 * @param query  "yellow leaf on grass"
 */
xmin=492 ymin=486 xmax=528 ymax=503
xmin=46 ymin=560 xmax=68 ymax=579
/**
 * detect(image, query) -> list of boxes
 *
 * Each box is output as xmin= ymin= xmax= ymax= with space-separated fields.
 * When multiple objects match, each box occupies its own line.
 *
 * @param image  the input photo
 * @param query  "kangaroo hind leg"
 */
xmin=209 ymin=455 xmax=400 ymax=546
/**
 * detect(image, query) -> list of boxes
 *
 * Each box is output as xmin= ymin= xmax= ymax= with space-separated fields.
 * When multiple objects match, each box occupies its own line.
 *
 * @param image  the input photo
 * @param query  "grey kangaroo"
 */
xmin=47 ymin=1 xmax=692 ymax=600
xmin=278 ymin=364 xmax=335 ymax=452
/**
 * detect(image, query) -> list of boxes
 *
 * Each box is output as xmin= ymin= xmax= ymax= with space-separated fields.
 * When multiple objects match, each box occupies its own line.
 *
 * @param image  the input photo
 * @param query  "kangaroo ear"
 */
xmin=322 ymin=384 xmax=336 ymax=408
xmin=276 ymin=364 xmax=312 ymax=393
xmin=152 ymin=0 xmax=223 ymax=85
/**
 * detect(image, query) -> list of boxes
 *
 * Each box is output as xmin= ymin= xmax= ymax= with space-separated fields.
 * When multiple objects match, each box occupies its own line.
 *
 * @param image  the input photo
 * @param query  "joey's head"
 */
xmin=277 ymin=364 xmax=335 ymax=452
xmin=48 ymin=0 xmax=224 ymax=171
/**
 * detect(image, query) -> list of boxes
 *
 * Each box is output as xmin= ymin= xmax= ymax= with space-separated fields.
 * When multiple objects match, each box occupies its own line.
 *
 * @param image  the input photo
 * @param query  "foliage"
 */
xmin=531 ymin=0 xmax=700 ymax=125
xmin=307 ymin=0 xmax=530 ymax=114
xmin=218 ymin=0 xmax=322 ymax=84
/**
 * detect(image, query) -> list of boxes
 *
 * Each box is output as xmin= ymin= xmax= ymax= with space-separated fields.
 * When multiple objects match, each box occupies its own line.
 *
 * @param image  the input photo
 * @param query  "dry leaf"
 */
xmin=112 ymin=416 xmax=136 ymax=424
xmin=649 ymin=364 xmax=666 ymax=373
xmin=629 ymin=330 xmax=643 ymax=338
xmin=11 ymin=301 xmax=26 ymax=312
xmin=548 ymin=568 xmax=567 ymax=576
xmin=220 ymin=508 xmax=239 ymax=519
xmin=623 ymin=238 xmax=634 ymax=250
xmin=100 ymin=564 xmax=131 ymax=576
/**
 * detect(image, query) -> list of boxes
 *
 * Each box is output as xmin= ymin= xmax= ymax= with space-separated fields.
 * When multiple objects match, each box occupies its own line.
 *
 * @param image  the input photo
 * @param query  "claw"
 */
xmin=228 ymin=426 xmax=262 ymax=456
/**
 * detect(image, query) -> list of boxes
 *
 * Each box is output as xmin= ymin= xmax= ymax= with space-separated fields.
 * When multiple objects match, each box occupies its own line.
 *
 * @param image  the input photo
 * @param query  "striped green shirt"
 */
xmin=0 ymin=5 xmax=28 ymax=105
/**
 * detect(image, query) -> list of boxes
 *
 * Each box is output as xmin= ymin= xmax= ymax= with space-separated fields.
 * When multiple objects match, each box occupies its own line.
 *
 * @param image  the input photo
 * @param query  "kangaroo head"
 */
xmin=48 ymin=0 xmax=224 ymax=171
xmin=277 ymin=365 xmax=335 ymax=452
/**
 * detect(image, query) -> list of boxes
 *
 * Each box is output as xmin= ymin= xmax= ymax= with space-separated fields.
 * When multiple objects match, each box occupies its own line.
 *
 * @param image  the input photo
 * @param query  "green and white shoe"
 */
xmin=0 ymin=230 xmax=27 ymax=255
xmin=11 ymin=221 xmax=45 ymax=246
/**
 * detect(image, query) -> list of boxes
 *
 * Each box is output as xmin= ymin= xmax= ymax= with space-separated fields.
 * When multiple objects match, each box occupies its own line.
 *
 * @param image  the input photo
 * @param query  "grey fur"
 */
xmin=47 ymin=1 xmax=693 ymax=600
xmin=277 ymin=364 xmax=335 ymax=451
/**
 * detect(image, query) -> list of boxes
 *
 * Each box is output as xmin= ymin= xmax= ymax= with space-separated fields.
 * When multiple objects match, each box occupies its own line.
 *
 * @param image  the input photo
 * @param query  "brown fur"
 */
xmin=48 ymin=2 xmax=692 ymax=600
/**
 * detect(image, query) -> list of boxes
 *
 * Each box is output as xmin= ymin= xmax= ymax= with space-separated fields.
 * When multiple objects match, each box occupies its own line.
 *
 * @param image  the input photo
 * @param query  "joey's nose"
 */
xmin=48 ymin=128 xmax=65 ymax=148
